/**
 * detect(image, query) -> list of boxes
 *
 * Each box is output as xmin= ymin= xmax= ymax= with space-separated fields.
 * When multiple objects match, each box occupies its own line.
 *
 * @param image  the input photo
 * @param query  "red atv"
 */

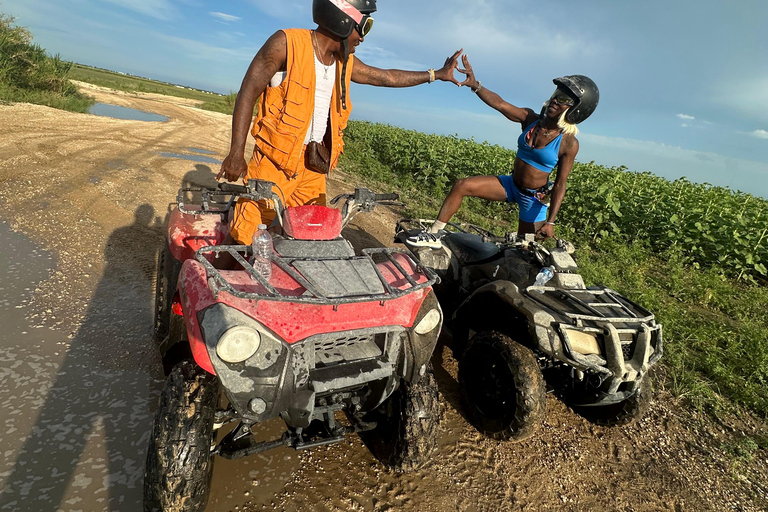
xmin=144 ymin=180 xmax=442 ymax=512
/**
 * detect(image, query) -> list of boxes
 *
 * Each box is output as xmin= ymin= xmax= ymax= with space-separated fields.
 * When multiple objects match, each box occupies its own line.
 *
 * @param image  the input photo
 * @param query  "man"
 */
xmin=217 ymin=0 xmax=461 ymax=247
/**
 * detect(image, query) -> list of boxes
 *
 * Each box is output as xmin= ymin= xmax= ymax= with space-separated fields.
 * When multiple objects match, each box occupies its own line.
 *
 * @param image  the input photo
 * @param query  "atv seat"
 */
xmin=443 ymin=233 xmax=500 ymax=264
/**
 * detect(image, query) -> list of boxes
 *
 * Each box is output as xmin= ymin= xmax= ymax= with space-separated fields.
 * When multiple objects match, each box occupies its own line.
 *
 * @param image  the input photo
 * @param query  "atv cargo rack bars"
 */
xmin=176 ymin=187 xmax=236 ymax=215
xmin=525 ymin=286 xmax=655 ymax=325
xmin=196 ymin=245 xmax=437 ymax=306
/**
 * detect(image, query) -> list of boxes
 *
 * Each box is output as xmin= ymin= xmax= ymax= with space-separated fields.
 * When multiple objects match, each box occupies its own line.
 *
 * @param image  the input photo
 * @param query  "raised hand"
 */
xmin=434 ymin=48 xmax=463 ymax=86
xmin=457 ymin=54 xmax=480 ymax=89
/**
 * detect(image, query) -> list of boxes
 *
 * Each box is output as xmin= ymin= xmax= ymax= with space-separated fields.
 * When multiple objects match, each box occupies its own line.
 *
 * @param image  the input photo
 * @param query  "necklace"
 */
xmin=532 ymin=122 xmax=560 ymax=147
xmin=312 ymin=30 xmax=332 ymax=79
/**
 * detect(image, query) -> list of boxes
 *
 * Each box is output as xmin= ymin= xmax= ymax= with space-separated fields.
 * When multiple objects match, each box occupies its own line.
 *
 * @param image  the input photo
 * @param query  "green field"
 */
xmin=69 ymin=64 xmax=238 ymax=115
xmin=340 ymin=120 xmax=768 ymax=419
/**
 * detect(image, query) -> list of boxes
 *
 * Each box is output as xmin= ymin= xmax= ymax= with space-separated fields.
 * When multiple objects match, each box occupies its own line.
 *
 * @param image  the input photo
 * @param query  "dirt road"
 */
xmin=0 ymin=85 xmax=765 ymax=512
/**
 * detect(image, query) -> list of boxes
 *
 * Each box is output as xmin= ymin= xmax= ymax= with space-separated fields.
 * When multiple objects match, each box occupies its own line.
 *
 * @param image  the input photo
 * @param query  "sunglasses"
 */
xmin=356 ymin=15 xmax=374 ymax=37
xmin=550 ymin=92 xmax=575 ymax=107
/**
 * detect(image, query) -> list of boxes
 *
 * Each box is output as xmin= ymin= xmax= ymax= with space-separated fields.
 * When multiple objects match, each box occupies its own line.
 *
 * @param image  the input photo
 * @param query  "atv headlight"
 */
xmin=563 ymin=329 xmax=601 ymax=355
xmin=216 ymin=326 xmax=261 ymax=363
xmin=414 ymin=308 xmax=441 ymax=335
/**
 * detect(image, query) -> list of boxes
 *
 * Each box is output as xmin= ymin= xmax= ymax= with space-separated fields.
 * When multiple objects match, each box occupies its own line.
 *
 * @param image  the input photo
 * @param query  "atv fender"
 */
xmin=398 ymin=290 xmax=442 ymax=385
xmin=451 ymin=280 xmax=560 ymax=360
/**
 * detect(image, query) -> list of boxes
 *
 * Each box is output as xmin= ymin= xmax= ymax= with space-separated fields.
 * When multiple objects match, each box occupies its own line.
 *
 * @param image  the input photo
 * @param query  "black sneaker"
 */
xmin=405 ymin=230 xmax=445 ymax=249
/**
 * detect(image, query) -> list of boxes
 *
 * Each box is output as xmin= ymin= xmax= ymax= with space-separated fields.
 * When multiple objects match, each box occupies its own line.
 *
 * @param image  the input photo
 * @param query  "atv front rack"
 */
xmin=196 ymin=245 xmax=437 ymax=306
xmin=525 ymin=286 xmax=655 ymax=325
xmin=526 ymin=286 xmax=664 ymax=377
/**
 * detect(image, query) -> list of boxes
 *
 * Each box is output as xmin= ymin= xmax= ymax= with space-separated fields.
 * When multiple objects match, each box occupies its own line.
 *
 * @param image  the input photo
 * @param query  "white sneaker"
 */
xmin=406 ymin=230 xmax=445 ymax=249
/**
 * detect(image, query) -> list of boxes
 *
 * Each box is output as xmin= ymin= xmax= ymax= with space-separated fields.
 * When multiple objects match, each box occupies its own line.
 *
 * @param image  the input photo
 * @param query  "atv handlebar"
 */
xmin=217 ymin=183 xmax=248 ymax=195
xmin=216 ymin=180 xmax=401 ymax=230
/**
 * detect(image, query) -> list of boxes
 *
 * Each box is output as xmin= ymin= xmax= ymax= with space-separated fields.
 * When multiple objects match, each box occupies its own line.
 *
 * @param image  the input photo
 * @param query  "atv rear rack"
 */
xmin=196 ymin=245 xmax=437 ymax=306
xmin=176 ymin=187 xmax=235 ymax=215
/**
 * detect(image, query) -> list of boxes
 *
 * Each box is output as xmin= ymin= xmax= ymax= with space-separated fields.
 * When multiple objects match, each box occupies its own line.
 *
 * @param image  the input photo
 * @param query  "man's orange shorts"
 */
xmin=229 ymin=146 xmax=327 ymax=244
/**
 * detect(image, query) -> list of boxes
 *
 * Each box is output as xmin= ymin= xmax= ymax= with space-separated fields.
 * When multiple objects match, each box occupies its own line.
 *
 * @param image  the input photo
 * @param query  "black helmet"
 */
xmin=312 ymin=0 xmax=377 ymax=110
xmin=553 ymin=75 xmax=599 ymax=124
xmin=313 ymin=0 xmax=377 ymax=39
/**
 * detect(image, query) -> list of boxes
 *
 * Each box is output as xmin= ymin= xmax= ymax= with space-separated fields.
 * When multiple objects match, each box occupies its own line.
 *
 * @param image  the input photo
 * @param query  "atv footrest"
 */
xmin=310 ymin=359 xmax=393 ymax=393
xmin=216 ymin=435 xmax=288 ymax=460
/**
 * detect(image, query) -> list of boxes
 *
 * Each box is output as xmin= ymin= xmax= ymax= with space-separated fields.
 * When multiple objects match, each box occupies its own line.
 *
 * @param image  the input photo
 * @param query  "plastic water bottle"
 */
xmin=251 ymin=224 xmax=272 ymax=281
xmin=533 ymin=265 xmax=555 ymax=288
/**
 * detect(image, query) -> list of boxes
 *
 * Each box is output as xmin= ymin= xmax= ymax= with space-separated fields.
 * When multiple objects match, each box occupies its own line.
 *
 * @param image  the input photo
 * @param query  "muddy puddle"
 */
xmin=207 ymin=418 xmax=302 ymax=510
xmin=0 ymin=220 xmax=161 ymax=512
xmin=88 ymin=102 xmax=168 ymax=122
xmin=159 ymin=151 xmax=222 ymax=165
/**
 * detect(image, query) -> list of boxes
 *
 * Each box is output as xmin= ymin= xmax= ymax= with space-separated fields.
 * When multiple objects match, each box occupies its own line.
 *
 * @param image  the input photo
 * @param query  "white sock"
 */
xmin=428 ymin=220 xmax=446 ymax=234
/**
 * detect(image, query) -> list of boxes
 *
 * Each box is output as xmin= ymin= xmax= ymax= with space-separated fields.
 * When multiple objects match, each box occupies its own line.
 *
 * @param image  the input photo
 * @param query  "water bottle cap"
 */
xmin=258 ymin=224 xmax=267 ymax=230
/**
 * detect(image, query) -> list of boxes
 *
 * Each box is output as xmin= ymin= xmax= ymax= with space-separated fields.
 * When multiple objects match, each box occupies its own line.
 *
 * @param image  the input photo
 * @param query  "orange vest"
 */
xmin=251 ymin=28 xmax=354 ymax=175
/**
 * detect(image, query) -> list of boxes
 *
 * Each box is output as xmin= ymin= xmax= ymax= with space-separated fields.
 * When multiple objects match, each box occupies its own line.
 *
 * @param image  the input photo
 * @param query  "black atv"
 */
xmin=397 ymin=220 xmax=663 ymax=441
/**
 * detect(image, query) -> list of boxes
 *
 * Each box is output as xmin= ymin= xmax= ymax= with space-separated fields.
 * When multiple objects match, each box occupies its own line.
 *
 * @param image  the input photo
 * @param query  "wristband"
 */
xmin=471 ymin=81 xmax=483 ymax=93
xmin=427 ymin=69 xmax=435 ymax=83
xmin=545 ymin=221 xmax=555 ymax=225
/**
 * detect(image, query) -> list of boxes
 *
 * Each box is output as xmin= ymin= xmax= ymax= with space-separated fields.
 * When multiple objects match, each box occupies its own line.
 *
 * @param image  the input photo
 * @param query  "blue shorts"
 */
xmin=496 ymin=175 xmax=548 ymax=223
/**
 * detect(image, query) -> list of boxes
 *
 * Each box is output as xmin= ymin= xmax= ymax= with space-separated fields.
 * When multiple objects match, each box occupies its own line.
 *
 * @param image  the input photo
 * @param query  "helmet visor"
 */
xmin=550 ymin=90 xmax=575 ymax=107
xmin=356 ymin=15 xmax=374 ymax=37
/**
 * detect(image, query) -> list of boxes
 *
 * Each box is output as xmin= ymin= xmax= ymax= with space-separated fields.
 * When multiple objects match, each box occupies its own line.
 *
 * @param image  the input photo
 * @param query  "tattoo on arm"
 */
xmin=352 ymin=59 xmax=428 ymax=87
xmin=229 ymin=32 xmax=286 ymax=155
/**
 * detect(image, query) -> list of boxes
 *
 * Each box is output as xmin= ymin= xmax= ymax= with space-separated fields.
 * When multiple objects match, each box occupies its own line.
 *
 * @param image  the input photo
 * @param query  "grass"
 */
xmin=69 ymin=64 xmax=238 ymax=114
xmin=339 ymin=120 xmax=768 ymax=419
xmin=198 ymin=92 xmax=238 ymax=115
xmin=69 ymin=64 xmax=223 ymax=101
xmin=0 ymin=13 xmax=94 ymax=112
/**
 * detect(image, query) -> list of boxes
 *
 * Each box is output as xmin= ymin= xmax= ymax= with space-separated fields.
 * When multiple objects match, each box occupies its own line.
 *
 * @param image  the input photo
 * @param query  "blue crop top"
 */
xmin=516 ymin=121 xmax=562 ymax=173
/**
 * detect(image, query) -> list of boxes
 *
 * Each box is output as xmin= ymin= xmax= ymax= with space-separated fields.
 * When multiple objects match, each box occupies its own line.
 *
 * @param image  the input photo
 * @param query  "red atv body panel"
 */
xmin=167 ymin=208 xmax=228 ymax=262
xmin=178 ymin=253 xmax=430 ymax=375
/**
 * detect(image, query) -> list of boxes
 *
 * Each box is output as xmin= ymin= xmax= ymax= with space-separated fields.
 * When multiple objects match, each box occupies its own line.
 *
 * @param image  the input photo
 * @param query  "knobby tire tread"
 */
xmin=459 ymin=331 xmax=546 ymax=441
xmin=361 ymin=365 xmax=440 ymax=472
xmin=144 ymin=360 xmax=218 ymax=512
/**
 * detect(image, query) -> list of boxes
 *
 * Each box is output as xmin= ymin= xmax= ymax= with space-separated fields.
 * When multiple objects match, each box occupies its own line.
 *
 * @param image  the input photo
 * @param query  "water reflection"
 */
xmin=88 ymin=103 xmax=168 ymax=122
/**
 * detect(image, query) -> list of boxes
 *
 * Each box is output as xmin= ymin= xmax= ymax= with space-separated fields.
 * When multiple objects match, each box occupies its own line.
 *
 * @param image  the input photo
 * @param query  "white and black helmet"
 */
xmin=312 ymin=0 xmax=377 ymax=109
xmin=553 ymin=75 xmax=599 ymax=124
xmin=312 ymin=0 xmax=376 ymax=39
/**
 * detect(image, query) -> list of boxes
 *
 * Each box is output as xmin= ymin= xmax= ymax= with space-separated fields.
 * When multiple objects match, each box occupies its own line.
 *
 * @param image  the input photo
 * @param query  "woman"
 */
xmin=407 ymin=55 xmax=599 ymax=248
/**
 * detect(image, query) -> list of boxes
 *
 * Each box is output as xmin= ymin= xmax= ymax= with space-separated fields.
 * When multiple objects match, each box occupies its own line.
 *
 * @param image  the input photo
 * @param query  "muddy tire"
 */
xmin=154 ymin=244 xmax=182 ymax=344
xmin=144 ymin=360 xmax=218 ymax=512
xmin=360 ymin=365 xmax=440 ymax=472
xmin=573 ymin=377 xmax=652 ymax=427
xmin=458 ymin=331 xmax=546 ymax=441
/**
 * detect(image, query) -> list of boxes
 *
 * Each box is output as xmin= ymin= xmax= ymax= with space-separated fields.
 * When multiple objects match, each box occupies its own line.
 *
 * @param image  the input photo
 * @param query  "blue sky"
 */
xmin=3 ymin=0 xmax=768 ymax=198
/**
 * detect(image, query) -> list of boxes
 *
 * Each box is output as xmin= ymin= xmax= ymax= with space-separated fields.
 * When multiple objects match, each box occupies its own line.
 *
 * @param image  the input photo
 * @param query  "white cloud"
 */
xmin=152 ymin=32 xmax=256 ymax=62
xmin=750 ymin=129 xmax=768 ymax=140
xmin=209 ymin=12 xmax=241 ymax=23
xmin=244 ymin=0 xmax=306 ymax=21
xmin=103 ymin=0 xmax=176 ymax=20
xmin=677 ymin=113 xmax=695 ymax=120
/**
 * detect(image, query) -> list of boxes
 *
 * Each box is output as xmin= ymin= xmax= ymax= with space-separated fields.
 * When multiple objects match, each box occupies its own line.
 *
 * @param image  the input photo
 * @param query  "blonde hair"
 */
xmin=542 ymin=100 xmax=579 ymax=137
